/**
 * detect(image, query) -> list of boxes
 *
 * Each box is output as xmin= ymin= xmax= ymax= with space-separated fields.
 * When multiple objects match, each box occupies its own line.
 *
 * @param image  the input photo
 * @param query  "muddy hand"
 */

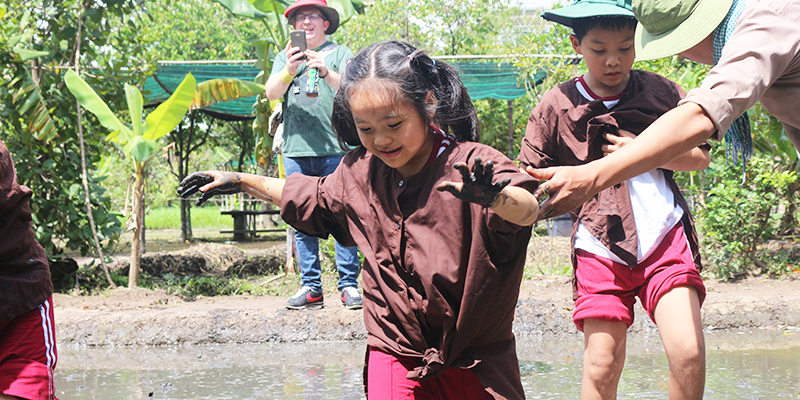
xmin=177 ymin=171 xmax=243 ymax=206
xmin=437 ymin=157 xmax=511 ymax=208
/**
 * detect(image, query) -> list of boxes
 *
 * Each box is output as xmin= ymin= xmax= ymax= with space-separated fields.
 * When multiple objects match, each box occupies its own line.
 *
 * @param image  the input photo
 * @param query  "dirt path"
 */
xmin=54 ymin=274 xmax=800 ymax=347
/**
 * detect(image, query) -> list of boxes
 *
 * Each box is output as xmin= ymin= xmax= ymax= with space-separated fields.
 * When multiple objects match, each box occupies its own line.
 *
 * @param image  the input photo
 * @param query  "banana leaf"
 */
xmin=191 ymin=78 xmax=265 ymax=110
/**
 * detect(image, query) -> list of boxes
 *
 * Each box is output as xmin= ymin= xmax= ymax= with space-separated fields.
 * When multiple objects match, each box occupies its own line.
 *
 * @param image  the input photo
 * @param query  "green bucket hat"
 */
xmin=542 ymin=0 xmax=635 ymax=29
xmin=633 ymin=0 xmax=733 ymax=60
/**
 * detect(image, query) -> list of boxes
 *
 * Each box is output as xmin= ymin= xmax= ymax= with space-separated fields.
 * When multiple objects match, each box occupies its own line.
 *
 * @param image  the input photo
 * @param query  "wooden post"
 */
xmin=232 ymin=212 xmax=247 ymax=242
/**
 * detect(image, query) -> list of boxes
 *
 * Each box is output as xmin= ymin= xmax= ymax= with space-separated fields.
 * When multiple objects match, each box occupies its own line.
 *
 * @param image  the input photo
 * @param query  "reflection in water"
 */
xmin=57 ymin=341 xmax=366 ymax=399
xmin=55 ymin=330 xmax=800 ymax=399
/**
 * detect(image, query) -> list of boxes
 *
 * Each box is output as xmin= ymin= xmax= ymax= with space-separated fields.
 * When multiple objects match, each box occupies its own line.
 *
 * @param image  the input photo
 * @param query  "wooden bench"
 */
xmin=221 ymin=209 xmax=282 ymax=241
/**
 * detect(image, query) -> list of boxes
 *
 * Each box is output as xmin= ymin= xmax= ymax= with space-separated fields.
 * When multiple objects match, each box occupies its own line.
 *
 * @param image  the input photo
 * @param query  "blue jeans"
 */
xmin=284 ymin=155 xmax=360 ymax=291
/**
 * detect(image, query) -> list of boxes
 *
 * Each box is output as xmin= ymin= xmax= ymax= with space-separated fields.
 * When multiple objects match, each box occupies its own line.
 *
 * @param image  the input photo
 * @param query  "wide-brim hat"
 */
xmin=634 ymin=0 xmax=732 ymax=60
xmin=542 ymin=0 xmax=635 ymax=29
xmin=284 ymin=0 xmax=340 ymax=35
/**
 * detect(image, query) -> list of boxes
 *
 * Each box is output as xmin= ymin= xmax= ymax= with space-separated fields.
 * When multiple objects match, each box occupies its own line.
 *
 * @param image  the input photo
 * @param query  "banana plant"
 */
xmin=65 ymin=71 xmax=265 ymax=286
xmin=65 ymin=69 xmax=196 ymax=288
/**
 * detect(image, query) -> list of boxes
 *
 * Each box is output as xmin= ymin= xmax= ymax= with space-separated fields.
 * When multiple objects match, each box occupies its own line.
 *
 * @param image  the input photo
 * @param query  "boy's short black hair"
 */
xmin=572 ymin=16 xmax=637 ymax=42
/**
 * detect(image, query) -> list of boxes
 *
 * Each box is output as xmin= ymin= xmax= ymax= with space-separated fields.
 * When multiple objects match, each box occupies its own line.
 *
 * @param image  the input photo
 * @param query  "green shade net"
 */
xmin=143 ymin=63 xmax=263 ymax=121
xmin=143 ymin=61 xmax=532 ymax=120
xmin=454 ymin=62 xmax=528 ymax=101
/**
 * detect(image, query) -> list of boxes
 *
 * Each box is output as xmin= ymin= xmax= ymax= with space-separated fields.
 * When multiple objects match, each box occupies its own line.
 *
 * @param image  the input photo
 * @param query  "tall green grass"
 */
xmin=144 ymin=206 xmax=230 ymax=230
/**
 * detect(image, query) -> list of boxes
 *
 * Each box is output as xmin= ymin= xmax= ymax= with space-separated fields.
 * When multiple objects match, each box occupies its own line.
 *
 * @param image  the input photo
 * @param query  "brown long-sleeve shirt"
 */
xmin=0 ymin=140 xmax=52 ymax=322
xmin=281 ymin=141 xmax=538 ymax=399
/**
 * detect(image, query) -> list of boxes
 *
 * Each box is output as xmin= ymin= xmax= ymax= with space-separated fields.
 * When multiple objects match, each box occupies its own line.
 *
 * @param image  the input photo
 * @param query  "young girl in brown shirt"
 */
xmin=178 ymin=41 xmax=539 ymax=399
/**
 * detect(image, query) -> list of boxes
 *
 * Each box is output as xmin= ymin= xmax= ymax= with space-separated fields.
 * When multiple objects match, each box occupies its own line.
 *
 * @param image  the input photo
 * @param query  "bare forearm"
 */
xmin=265 ymin=74 xmax=290 ymax=101
xmin=592 ymin=102 xmax=716 ymax=189
xmin=236 ymin=173 xmax=285 ymax=206
xmin=661 ymin=146 xmax=711 ymax=171
xmin=323 ymin=70 xmax=342 ymax=91
xmin=491 ymin=186 xmax=539 ymax=226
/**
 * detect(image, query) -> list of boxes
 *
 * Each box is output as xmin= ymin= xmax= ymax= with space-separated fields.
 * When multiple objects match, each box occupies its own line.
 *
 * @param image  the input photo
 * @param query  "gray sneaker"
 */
xmin=340 ymin=286 xmax=363 ymax=310
xmin=285 ymin=286 xmax=324 ymax=310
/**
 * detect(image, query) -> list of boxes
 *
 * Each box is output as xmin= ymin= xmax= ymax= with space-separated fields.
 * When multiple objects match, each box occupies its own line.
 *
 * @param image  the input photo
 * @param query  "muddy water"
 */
xmin=55 ymin=330 xmax=800 ymax=399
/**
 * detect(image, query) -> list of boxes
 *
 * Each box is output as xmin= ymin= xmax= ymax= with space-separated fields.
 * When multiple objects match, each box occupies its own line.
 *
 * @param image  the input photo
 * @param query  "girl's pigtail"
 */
xmin=430 ymin=58 xmax=479 ymax=142
xmin=333 ymin=50 xmax=371 ymax=149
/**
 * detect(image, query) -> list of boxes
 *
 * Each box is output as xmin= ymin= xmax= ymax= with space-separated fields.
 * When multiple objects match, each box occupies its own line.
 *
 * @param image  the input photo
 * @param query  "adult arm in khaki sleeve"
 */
xmin=530 ymin=5 xmax=800 ymax=221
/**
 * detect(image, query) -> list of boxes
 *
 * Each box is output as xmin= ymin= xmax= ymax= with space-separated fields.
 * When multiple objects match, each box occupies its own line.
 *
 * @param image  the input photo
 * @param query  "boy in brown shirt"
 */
xmin=527 ymin=0 xmax=800 ymax=221
xmin=519 ymin=1 xmax=710 ymax=398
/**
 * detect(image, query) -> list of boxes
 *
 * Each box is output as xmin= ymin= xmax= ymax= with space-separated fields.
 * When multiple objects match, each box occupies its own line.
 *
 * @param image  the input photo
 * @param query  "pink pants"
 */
xmin=0 ymin=296 xmax=58 ymax=400
xmin=367 ymin=347 xmax=492 ymax=400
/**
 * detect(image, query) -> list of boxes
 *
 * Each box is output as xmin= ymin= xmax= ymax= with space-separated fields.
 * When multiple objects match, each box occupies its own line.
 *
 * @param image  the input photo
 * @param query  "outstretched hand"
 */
xmin=437 ymin=157 xmax=511 ymax=207
xmin=177 ymin=171 xmax=243 ymax=206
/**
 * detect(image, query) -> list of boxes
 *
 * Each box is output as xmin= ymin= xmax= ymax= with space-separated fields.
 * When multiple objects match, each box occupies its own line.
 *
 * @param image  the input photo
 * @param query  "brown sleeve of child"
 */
xmin=517 ymin=89 xmax=563 ymax=169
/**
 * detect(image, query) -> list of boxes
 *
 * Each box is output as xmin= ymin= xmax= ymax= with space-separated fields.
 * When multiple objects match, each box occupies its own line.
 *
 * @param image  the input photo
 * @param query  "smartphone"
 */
xmin=290 ymin=30 xmax=307 ymax=59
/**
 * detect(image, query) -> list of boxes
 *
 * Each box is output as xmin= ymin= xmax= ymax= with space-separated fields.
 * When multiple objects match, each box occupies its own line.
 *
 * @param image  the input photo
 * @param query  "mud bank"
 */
xmin=54 ymin=275 xmax=800 ymax=346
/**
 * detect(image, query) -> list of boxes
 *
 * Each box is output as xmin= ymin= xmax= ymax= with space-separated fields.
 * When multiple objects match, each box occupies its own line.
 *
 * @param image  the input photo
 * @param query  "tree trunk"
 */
xmin=778 ymin=181 xmax=799 ymax=236
xmin=73 ymin=0 xmax=116 ymax=289
xmin=129 ymin=169 xmax=144 ymax=288
xmin=180 ymin=198 xmax=193 ymax=242
xmin=139 ymin=191 xmax=146 ymax=255
xmin=780 ymin=201 xmax=797 ymax=236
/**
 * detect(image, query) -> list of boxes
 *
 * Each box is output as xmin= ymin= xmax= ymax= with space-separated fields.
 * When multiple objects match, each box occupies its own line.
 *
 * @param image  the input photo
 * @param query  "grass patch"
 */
xmin=524 ymin=232 xmax=573 ymax=278
xmin=142 ymin=206 xmax=230 ymax=230
xmin=70 ymin=256 xmax=351 ymax=299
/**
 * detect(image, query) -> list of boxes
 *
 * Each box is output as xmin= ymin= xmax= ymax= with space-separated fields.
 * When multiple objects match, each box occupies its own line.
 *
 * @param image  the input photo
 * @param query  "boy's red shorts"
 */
xmin=0 ymin=296 xmax=58 ymax=400
xmin=573 ymin=223 xmax=706 ymax=332
xmin=366 ymin=347 xmax=492 ymax=400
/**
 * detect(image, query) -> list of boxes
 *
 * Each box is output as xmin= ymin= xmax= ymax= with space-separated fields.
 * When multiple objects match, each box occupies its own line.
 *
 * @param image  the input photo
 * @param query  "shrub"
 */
xmin=697 ymin=150 xmax=798 ymax=280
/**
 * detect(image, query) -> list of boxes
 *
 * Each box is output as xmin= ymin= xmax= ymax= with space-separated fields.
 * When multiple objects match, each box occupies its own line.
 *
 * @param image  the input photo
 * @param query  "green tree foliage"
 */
xmin=335 ymin=0 xmax=425 ymax=50
xmin=138 ymin=0 xmax=265 ymax=61
xmin=0 ymin=1 xmax=153 ymax=258
xmin=338 ymin=0 xmax=514 ymax=55
xmin=413 ymin=0 xmax=517 ymax=56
